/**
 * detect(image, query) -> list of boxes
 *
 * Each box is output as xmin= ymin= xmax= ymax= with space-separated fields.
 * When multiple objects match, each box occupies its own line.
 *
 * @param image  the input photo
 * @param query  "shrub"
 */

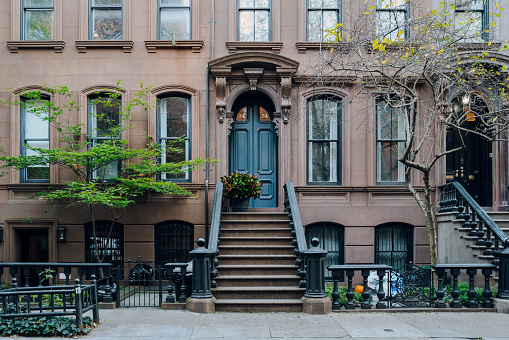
xmin=325 ymin=283 xmax=364 ymax=306
xmin=0 ymin=316 xmax=94 ymax=337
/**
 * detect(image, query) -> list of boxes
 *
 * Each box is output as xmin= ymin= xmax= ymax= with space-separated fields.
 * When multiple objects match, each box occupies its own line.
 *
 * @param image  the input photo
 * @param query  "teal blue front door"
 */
xmin=230 ymin=101 xmax=277 ymax=208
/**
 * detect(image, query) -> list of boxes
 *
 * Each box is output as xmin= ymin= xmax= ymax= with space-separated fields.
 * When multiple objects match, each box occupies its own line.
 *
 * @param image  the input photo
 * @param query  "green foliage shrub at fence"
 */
xmin=0 ymin=316 xmax=94 ymax=337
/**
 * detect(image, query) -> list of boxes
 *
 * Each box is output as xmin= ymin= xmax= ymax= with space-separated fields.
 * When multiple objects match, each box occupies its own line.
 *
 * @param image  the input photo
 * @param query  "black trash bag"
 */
xmin=97 ymin=276 xmax=117 ymax=302
xmin=129 ymin=263 xmax=154 ymax=285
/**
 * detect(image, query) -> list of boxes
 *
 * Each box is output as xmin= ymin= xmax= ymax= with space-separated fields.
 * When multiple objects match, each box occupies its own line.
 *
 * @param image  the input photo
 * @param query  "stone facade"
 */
xmin=0 ymin=0 xmax=508 ymax=271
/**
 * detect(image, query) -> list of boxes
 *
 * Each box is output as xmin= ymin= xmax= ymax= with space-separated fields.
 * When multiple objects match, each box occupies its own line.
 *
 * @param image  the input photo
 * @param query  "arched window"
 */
xmin=85 ymin=221 xmax=124 ymax=268
xmin=375 ymin=223 xmax=413 ymax=271
xmin=157 ymin=94 xmax=191 ymax=181
xmin=305 ymin=223 xmax=344 ymax=281
xmin=306 ymin=96 xmax=342 ymax=185
xmin=154 ymin=221 xmax=194 ymax=271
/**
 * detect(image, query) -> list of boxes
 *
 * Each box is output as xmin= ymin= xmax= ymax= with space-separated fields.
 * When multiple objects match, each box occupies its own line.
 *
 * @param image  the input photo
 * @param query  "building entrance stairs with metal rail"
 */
xmin=213 ymin=212 xmax=306 ymax=312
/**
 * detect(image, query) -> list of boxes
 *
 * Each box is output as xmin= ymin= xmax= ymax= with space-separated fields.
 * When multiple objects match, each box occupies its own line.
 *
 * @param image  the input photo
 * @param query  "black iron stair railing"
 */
xmin=283 ymin=182 xmax=308 ymax=289
xmin=439 ymin=181 xmax=509 ymax=262
xmin=208 ymin=181 xmax=223 ymax=288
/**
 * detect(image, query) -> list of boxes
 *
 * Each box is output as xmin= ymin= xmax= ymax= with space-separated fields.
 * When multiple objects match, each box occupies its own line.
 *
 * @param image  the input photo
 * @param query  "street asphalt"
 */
xmin=8 ymin=308 xmax=509 ymax=339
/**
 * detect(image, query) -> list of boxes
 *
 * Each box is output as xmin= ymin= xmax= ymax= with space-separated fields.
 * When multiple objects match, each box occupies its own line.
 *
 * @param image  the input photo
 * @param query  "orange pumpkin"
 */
xmin=354 ymin=285 xmax=364 ymax=294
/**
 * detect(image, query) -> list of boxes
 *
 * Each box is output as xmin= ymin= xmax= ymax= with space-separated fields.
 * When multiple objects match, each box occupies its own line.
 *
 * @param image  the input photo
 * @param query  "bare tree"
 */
xmin=304 ymin=0 xmax=509 ymax=265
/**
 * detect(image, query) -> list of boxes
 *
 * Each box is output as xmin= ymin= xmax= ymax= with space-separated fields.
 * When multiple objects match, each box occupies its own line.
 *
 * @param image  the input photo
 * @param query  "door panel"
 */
xmin=230 ymin=101 xmax=277 ymax=208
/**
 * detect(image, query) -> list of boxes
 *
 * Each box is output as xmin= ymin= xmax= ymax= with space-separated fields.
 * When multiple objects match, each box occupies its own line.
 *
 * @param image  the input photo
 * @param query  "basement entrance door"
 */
xmin=230 ymin=95 xmax=277 ymax=208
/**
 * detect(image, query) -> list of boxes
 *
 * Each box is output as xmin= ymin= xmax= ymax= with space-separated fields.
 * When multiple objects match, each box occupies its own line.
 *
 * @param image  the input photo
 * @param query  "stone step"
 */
xmin=221 ymin=212 xmax=289 ymax=221
xmin=215 ymin=275 xmax=301 ymax=287
xmin=214 ymin=299 xmax=303 ymax=312
xmin=212 ymin=286 xmax=305 ymax=300
xmin=220 ymin=220 xmax=290 ymax=229
xmin=218 ymin=245 xmax=295 ymax=256
xmin=218 ymin=255 xmax=296 ymax=266
xmin=216 ymin=264 xmax=298 ymax=276
xmin=219 ymin=228 xmax=291 ymax=238
xmin=218 ymin=236 xmax=294 ymax=246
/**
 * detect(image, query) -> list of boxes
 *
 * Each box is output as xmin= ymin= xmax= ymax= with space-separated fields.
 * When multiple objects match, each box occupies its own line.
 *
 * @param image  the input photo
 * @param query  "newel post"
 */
xmin=186 ymin=238 xmax=216 ymax=313
xmin=301 ymin=237 xmax=332 ymax=314
xmin=495 ymin=247 xmax=509 ymax=299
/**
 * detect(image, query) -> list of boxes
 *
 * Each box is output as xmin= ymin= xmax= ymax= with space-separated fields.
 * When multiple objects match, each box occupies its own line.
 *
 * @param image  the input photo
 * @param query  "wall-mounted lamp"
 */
xmin=57 ymin=227 xmax=66 ymax=243
xmin=462 ymin=94 xmax=470 ymax=105
xmin=0 ymin=227 xmax=3 ymax=243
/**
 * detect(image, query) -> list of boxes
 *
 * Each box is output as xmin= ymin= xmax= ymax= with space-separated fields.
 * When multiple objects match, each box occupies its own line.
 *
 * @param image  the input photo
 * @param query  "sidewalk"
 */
xmin=15 ymin=308 xmax=509 ymax=340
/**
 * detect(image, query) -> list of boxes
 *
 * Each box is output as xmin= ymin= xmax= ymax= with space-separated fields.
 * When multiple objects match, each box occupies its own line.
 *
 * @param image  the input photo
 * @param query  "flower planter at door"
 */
xmin=230 ymin=198 xmax=249 ymax=212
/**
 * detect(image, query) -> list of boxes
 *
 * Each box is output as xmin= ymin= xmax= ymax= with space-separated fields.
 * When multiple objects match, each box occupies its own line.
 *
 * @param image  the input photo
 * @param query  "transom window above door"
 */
xmin=238 ymin=0 xmax=272 ymax=41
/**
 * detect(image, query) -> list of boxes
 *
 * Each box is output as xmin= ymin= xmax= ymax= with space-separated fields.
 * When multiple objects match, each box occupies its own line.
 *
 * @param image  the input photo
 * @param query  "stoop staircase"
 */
xmin=212 ymin=212 xmax=305 ymax=312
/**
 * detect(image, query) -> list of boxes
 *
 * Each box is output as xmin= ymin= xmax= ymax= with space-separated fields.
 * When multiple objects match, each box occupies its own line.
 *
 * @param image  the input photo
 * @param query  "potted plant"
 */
xmin=221 ymin=172 xmax=262 ymax=212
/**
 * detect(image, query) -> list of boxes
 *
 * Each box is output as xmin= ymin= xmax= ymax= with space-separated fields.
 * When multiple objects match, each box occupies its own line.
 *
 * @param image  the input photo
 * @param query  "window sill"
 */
xmin=226 ymin=41 xmax=283 ymax=54
xmin=75 ymin=40 xmax=134 ymax=53
xmin=295 ymin=41 xmax=347 ymax=54
xmin=6 ymin=40 xmax=65 ymax=53
xmin=145 ymin=40 xmax=204 ymax=53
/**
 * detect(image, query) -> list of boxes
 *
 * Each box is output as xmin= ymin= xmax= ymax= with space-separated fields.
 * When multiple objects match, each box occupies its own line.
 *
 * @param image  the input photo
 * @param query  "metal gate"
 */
xmin=390 ymin=264 xmax=433 ymax=307
xmin=114 ymin=257 xmax=164 ymax=307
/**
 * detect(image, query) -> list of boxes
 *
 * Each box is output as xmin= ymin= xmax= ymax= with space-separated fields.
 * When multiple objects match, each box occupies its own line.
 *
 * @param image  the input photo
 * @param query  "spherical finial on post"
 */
xmin=197 ymin=238 xmax=206 ymax=247
xmin=311 ymin=237 xmax=320 ymax=247
xmin=74 ymin=278 xmax=80 ymax=285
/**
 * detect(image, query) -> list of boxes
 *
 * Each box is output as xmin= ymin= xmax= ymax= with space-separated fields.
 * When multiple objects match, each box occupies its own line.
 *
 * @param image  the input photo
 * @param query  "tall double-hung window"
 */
xmin=21 ymin=97 xmax=50 ymax=182
xmin=88 ymin=94 xmax=121 ymax=181
xmin=158 ymin=0 xmax=191 ymax=40
xmin=376 ymin=99 xmax=406 ymax=184
xmin=238 ymin=0 xmax=271 ymax=41
xmin=375 ymin=224 xmax=413 ymax=271
xmin=307 ymin=0 xmax=341 ymax=42
xmin=375 ymin=0 xmax=408 ymax=40
xmin=454 ymin=0 xmax=488 ymax=41
xmin=307 ymin=96 xmax=341 ymax=185
xmin=22 ymin=0 xmax=54 ymax=40
xmin=157 ymin=95 xmax=191 ymax=181
xmin=89 ymin=0 xmax=123 ymax=40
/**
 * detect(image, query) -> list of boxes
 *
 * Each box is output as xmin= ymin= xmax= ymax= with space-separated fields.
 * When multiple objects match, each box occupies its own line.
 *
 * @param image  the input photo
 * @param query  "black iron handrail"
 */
xmin=439 ymin=181 xmax=509 ymax=248
xmin=207 ymin=181 xmax=223 ymax=288
xmin=283 ymin=182 xmax=307 ymax=288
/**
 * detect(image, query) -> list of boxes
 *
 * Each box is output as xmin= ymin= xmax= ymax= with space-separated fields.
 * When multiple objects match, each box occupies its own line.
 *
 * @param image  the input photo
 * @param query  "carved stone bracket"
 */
xmin=280 ymin=77 xmax=292 ymax=123
xmin=227 ymin=117 xmax=235 ymax=136
xmin=244 ymin=68 xmax=264 ymax=91
xmin=215 ymin=77 xmax=227 ymax=123
xmin=272 ymin=117 xmax=280 ymax=136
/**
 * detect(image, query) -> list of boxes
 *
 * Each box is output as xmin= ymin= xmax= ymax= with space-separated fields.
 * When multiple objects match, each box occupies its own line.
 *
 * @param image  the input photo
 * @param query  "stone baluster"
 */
xmin=331 ymin=275 xmax=340 ymax=311
xmin=462 ymin=204 xmax=471 ymax=227
xmin=484 ymin=228 xmax=493 ymax=256
xmin=450 ymin=268 xmax=462 ymax=308
xmin=457 ymin=196 xmax=466 ymax=219
xmin=165 ymin=267 xmax=176 ymax=303
xmin=469 ymin=212 xmax=478 ymax=237
xmin=179 ymin=264 xmax=188 ymax=303
xmin=64 ymin=266 xmax=72 ymax=285
xmin=482 ymin=267 xmax=494 ymax=308
xmin=23 ymin=267 xmax=30 ymax=287
xmin=435 ymin=267 xmax=446 ymax=308
xmin=476 ymin=220 xmax=485 ymax=245
xmin=493 ymin=239 xmax=500 ymax=266
xmin=466 ymin=268 xmax=478 ymax=308
xmin=345 ymin=269 xmax=355 ymax=310
xmin=361 ymin=269 xmax=371 ymax=310
xmin=376 ymin=269 xmax=387 ymax=309
xmin=36 ymin=266 xmax=42 ymax=286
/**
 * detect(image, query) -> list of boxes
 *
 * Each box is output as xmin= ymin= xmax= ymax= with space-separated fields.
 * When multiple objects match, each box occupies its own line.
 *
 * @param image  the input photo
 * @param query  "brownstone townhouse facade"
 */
xmin=0 ymin=0 xmax=508 ymax=278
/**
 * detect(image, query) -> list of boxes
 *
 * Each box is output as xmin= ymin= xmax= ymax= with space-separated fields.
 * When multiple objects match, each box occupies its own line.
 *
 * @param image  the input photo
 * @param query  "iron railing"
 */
xmin=439 ymin=181 xmax=509 ymax=262
xmin=208 ymin=181 xmax=223 ymax=288
xmin=0 ymin=276 xmax=99 ymax=332
xmin=283 ymin=182 xmax=307 ymax=288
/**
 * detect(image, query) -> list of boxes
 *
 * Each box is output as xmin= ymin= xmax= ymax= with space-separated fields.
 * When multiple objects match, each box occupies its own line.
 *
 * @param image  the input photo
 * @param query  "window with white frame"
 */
xmin=307 ymin=96 xmax=341 ymax=185
xmin=157 ymin=95 xmax=191 ymax=181
xmin=88 ymin=94 xmax=121 ymax=181
xmin=238 ymin=0 xmax=271 ymax=41
xmin=158 ymin=0 xmax=191 ymax=40
xmin=375 ymin=0 xmax=408 ymax=40
xmin=376 ymin=99 xmax=406 ymax=184
xmin=307 ymin=0 xmax=341 ymax=42
xmin=22 ymin=0 xmax=54 ymax=40
xmin=454 ymin=0 xmax=488 ymax=42
xmin=89 ymin=0 xmax=123 ymax=40
xmin=21 ymin=97 xmax=50 ymax=182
